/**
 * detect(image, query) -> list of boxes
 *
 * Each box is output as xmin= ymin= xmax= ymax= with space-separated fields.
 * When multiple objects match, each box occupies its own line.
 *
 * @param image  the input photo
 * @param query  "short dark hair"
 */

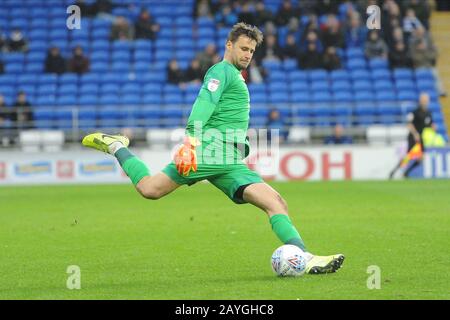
xmin=227 ymin=22 xmax=264 ymax=46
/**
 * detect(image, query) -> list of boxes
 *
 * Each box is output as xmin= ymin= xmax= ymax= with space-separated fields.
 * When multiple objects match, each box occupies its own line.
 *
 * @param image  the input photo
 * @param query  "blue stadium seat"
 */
xmin=35 ymin=95 xmax=56 ymax=107
xmin=122 ymin=83 xmax=141 ymax=95
xmin=247 ymin=83 xmax=267 ymax=94
xmin=90 ymin=61 xmax=109 ymax=73
xmin=354 ymin=91 xmax=375 ymax=102
xmin=251 ymin=93 xmax=267 ymax=104
xmin=142 ymin=94 xmax=163 ymax=105
xmin=311 ymin=81 xmax=330 ymax=92
xmin=372 ymin=69 xmax=391 ymax=81
xmin=331 ymin=80 xmax=351 ymax=92
xmin=58 ymin=73 xmax=79 ymax=86
xmin=17 ymin=74 xmax=38 ymax=85
xmin=91 ymin=40 xmax=110 ymax=52
xmin=163 ymin=94 xmax=183 ymax=105
xmin=368 ymin=58 xmax=388 ymax=69
xmin=397 ymin=90 xmax=418 ymax=102
xmin=57 ymin=95 xmax=78 ymax=106
xmin=395 ymin=80 xmax=416 ymax=91
xmin=100 ymin=83 xmax=119 ymax=95
xmin=346 ymin=58 xmax=367 ymax=70
xmin=350 ymin=69 xmax=370 ymax=81
xmin=346 ymin=47 xmax=364 ymax=59
xmin=269 ymin=92 xmax=289 ymax=103
xmin=291 ymin=92 xmax=311 ymax=103
xmin=27 ymin=52 xmax=46 ymax=64
xmin=352 ymin=81 xmax=372 ymax=91
xmin=77 ymin=94 xmax=98 ymax=107
xmin=290 ymin=81 xmax=309 ymax=92
xmin=121 ymin=94 xmax=142 ymax=105
xmin=289 ymin=70 xmax=308 ymax=82
xmin=79 ymin=73 xmax=100 ymax=85
xmin=333 ymin=91 xmax=353 ymax=102
xmin=268 ymin=82 xmax=288 ymax=94
xmin=58 ymin=84 xmax=78 ymax=96
xmin=312 ymin=92 xmax=332 ymax=103
xmin=309 ymin=69 xmax=328 ymax=82
xmin=134 ymin=50 xmax=152 ymax=63
xmin=416 ymin=79 xmax=435 ymax=91
xmin=393 ymin=68 xmax=414 ymax=81
xmin=414 ymin=68 xmax=434 ymax=81
xmin=377 ymin=103 xmax=402 ymax=116
xmin=375 ymin=90 xmax=397 ymax=102
xmin=374 ymin=79 xmax=393 ymax=91
xmin=90 ymin=51 xmax=109 ymax=62
xmin=330 ymin=70 xmax=349 ymax=82
xmin=80 ymin=84 xmax=99 ymax=95
xmin=38 ymin=84 xmax=57 ymax=96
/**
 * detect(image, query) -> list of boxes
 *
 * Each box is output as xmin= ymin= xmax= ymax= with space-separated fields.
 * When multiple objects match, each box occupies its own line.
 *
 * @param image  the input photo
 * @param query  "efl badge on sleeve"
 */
xmin=207 ymin=79 xmax=220 ymax=92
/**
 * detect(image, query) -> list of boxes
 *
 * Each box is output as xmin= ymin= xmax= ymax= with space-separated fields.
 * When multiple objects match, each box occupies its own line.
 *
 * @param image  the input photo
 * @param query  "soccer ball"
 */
xmin=271 ymin=244 xmax=308 ymax=277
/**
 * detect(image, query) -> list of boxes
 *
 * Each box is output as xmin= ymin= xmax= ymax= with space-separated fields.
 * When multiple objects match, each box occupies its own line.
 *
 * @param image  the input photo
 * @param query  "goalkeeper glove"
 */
xmin=174 ymin=136 xmax=200 ymax=176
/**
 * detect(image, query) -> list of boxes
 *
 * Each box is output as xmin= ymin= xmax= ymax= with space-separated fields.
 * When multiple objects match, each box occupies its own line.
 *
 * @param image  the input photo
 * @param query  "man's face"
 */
xmin=419 ymin=94 xmax=430 ymax=110
xmin=226 ymin=35 xmax=257 ymax=70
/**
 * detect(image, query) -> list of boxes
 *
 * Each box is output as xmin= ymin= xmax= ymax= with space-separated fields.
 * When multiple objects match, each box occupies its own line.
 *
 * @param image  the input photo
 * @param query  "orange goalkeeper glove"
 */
xmin=174 ymin=136 xmax=200 ymax=176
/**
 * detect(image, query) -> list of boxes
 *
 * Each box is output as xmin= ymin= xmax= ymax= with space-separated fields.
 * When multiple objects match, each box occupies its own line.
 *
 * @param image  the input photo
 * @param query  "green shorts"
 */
xmin=162 ymin=162 xmax=263 ymax=204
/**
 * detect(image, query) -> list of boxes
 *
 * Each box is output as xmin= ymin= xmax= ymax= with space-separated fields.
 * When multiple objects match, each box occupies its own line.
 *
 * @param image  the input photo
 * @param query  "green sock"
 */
xmin=115 ymin=148 xmax=150 ymax=186
xmin=270 ymin=214 xmax=306 ymax=251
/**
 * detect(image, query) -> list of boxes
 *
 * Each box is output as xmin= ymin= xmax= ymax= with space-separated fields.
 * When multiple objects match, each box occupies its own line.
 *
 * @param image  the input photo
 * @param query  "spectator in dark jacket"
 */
xmin=282 ymin=34 xmax=299 ymax=60
xmin=299 ymin=42 xmax=323 ymax=69
xmin=389 ymin=41 xmax=411 ymax=68
xmin=345 ymin=12 xmax=367 ymax=48
xmin=134 ymin=9 xmax=160 ymax=41
xmin=68 ymin=46 xmax=90 ymax=74
xmin=44 ymin=47 xmax=66 ymax=74
xmin=275 ymin=0 xmax=298 ymax=26
xmin=321 ymin=14 xmax=345 ymax=49
xmin=0 ymin=60 xmax=4 ymax=74
xmin=324 ymin=124 xmax=353 ymax=144
xmin=254 ymin=2 xmax=274 ymax=27
xmin=322 ymin=46 xmax=342 ymax=71
xmin=7 ymin=29 xmax=28 ymax=52
xmin=183 ymin=59 xmax=203 ymax=84
xmin=238 ymin=3 xmax=256 ymax=26
xmin=365 ymin=30 xmax=388 ymax=59
xmin=12 ymin=91 xmax=34 ymax=130
xmin=167 ymin=59 xmax=184 ymax=85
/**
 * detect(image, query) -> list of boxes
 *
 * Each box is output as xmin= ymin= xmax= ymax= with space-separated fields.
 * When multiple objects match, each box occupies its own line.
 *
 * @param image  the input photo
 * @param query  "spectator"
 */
xmin=345 ymin=12 xmax=367 ymax=48
xmin=408 ymin=25 xmax=435 ymax=52
xmin=194 ymin=0 xmax=213 ymax=19
xmin=410 ymin=39 xmax=437 ymax=69
xmin=321 ymin=14 xmax=345 ymax=49
xmin=364 ymin=30 xmax=388 ymax=59
xmin=324 ymin=124 xmax=353 ymax=144
xmin=92 ymin=0 xmax=114 ymax=20
xmin=44 ymin=47 xmax=66 ymax=75
xmin=260 ymin=34 xmax=283 ymax=62
xmin=275 ymin=0 xmax=298 ymax=26
xmin=68 ymin=46 xmax=90 ymax=74
xmin=183 ymin=59 xmax=203 ymax=84
xmin=266 ymin=108 xmax=288 ymax=142
xmin=196 ymin=43 xmax=220 ymax=75
xmin=387 ymin=27 xmax=405 ymax=51
xmin=215 ymin=5 xmax=238 ymax=28
xmin=389 ymin=41 xmax=411 ymax=68
xmin=75 ymin=0 xmax=94 ymax=17
xmin=110 ymin=16 xmax=134 ymax=41
xmin=12 ymin=91 xmax=33 ymax=130
xmin=316 ymin=0 xmax=339 ymax=15
xmin=0 ymin=94 xmax=12 ymax=146
xmin=301 ymin=30 xmax=323 ymax=52
xmin=402 ymin=0 xmax=431 ymax=29
xmin=238 ymin=3 xmax=256 ymax=26
xmin=7 ymin=29 xmax=28 ymax=52
xmin=282 ymin=34 xmax=299 ymax=60
xmin=298 ymin=42 xmax=323 ymax=69
xmin=167 ymin=59 xmax=184 ymax=85
xmin=0 ymin=29 xmax=6 ymax=52
xmin=254 ymin=2 xmax=274 ymax=27
xmin=0 ymin=94 xmax=10 ymax=124
xmin=134 ymin=9 xmax=160 ymax=41
xmin=322 ymin=46 xmax=342 ymax=71
xmin=0 ymin=59 xmax=4 ymax=74
xmin=246 ymin=60 xmax=267 ymax=84
xmin=403 ymin=7 xmax=424 ymax=42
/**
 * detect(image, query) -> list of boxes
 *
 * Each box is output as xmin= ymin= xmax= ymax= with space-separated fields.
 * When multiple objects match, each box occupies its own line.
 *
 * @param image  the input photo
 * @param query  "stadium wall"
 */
xmin=1 ymin=146 xmax=449 ymax=185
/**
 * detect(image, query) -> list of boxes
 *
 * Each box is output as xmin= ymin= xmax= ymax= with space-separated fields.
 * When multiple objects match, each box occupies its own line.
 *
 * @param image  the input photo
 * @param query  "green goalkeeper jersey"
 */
xmin=186 ymin=60 xmax=250 ymax=164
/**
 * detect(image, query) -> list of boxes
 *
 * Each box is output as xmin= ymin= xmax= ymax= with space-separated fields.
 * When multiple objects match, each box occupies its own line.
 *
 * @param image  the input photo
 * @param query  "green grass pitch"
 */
xmin=0 ymin=180 xmax=448 ymax=300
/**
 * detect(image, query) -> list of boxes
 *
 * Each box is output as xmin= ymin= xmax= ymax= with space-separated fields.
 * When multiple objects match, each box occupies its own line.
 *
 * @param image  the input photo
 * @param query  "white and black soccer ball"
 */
xmin=271 ymin=244 xmax=308 ymax=277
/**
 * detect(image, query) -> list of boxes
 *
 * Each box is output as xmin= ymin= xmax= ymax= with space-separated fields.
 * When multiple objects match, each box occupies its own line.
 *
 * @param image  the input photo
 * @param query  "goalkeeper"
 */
xmin=82 ymin=22 xmax=344 ymax=274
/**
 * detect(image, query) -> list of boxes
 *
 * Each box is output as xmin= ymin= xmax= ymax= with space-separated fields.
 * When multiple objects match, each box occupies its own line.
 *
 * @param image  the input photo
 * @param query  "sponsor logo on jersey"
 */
xmin=207 ymin=78 xmax=220 ymax=92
